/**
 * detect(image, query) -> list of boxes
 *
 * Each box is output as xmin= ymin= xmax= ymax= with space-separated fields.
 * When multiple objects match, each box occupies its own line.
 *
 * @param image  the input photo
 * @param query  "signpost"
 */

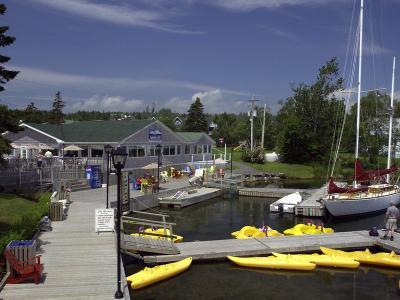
xmin=95 ymin=209 xmax=114 ymax=233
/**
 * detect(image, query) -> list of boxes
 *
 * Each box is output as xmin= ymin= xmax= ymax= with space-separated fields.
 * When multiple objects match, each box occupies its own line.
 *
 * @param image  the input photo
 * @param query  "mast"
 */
xmin=355 ymin=0 xmax=364 ymax=185
xmin=387 ymin=57 xmax=396 ymax=182
xmin=261 ymin=103 xmax=266 ymax=150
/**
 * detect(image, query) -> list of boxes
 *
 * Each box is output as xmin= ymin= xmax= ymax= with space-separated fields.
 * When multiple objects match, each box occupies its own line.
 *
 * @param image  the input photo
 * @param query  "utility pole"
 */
xmin=248 ymin=95 xmax=259 ymax=151
xmin=261 ymin=103 xmax=266 ymax=150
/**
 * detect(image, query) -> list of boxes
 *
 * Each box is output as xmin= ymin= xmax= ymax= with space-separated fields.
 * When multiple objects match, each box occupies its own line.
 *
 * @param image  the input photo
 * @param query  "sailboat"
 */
xmin=322 ymin=0 xmax=400 ymax=217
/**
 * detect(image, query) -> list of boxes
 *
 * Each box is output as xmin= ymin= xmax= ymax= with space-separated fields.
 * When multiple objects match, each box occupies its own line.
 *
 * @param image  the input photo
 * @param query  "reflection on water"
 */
xmin=127 ymin=193 xmax=398 ymax=300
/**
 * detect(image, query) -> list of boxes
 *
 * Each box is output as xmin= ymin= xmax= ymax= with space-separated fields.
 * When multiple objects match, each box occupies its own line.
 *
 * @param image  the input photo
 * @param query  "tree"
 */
xmin=0 ymin=4 xmax=20 ymax=162
xmin=50 ymin=91 xmax=65 ymax=124
xmin=277 ymin=57 xmax=344 ymax=163
xmin=183 ymin=97 xmax=208 ymax=132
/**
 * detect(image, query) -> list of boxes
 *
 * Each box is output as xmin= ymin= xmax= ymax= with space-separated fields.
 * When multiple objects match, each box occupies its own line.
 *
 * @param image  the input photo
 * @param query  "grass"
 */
xmin=250 ymin=161 xmax=316 ymax=179
xmin=0 ymin=193 xmax=50 ymax=253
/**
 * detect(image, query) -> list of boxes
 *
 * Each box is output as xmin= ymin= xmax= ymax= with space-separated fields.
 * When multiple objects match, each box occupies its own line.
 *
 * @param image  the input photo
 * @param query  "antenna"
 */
xmin=248 ymin=95 xmax=259 ymax=151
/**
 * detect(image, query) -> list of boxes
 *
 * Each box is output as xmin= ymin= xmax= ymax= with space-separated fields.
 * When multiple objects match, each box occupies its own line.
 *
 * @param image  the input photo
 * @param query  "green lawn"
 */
xmin=0 ymin=193 xmax=50 ymax=252
xmin=0 ymin=194 xmax=43 ymax=231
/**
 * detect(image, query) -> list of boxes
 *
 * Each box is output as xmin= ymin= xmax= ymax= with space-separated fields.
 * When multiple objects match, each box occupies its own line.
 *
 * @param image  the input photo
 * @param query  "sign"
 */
xmin=149 ymin=128 xmax=162 ymax=141
xmin=95 ymin=209 xmax=114 ymax=233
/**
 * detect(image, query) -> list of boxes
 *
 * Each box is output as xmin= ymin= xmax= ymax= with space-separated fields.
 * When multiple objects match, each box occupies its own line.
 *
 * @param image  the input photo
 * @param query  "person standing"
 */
xmin=382 ymin=201 xmax=400 ymax=241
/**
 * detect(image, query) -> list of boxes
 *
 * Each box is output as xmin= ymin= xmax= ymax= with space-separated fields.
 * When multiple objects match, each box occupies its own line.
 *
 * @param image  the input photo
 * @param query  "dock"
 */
xmin=294 ymin=185 xmax=326 ymax=217
xmin=142 ymin=231 xmax=400 ymax=263
xmin=0 ymin=187 xmax=129 ymax=300
xmin=238 ymin=187 xmax=313 ymax=199
xmin=159 ymin=187 xmax=222 ymax=208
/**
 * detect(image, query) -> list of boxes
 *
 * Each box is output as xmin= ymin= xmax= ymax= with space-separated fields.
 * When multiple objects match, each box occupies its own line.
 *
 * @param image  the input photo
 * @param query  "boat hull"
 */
xmin=324 ymin=192 xmax=400 ymax=217
xmin=227 ymin=255 xmax=316 ymax=271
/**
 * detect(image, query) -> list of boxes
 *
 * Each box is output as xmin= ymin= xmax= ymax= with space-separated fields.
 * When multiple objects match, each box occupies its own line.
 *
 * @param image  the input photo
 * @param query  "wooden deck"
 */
xmin=143 ymin=231 xmax=400 ymax=263
xmin=238 ymin=187 xmax=313 ymax=199
xmin=159 ymin=187 xmax=221 ymax=208
xmin=0 ymin=187 xmax=129 ymax=300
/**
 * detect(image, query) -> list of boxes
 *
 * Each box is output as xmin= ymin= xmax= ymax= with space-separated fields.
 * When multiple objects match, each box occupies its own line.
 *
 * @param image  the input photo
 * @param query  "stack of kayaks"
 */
xmin=127 ymin=257 xmax=192 ymax=290
xmin=283 ymin=223 xmax=334 ymax=235
xmin=320 ymin=247 xmax=400 ymax=268
xmin=231 ymin=226 xmax=282 ymax=239
xmin=131 ymin=228 xmax=183 ymax=243
xmin=272 ymin=252 xmax=359 ymax=269
xmin=227 ymin=255 xmax=316 ymax=271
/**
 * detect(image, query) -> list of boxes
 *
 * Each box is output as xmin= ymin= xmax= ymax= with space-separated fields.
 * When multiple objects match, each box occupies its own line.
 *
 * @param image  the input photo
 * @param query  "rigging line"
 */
xmin=366 ymin=5 xmax=377 ymax=90
xmin=343 ymin=0 xmax=358 ymax=82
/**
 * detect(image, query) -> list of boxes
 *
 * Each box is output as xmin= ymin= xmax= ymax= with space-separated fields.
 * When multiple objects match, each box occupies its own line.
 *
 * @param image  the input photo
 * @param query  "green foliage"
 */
xmin=277 ymin=57 xmax=344 ymax=164
xmin=241 ymin=147 xmax=265 ymax=164
xmin=183 ymin=97 xmax=208 ymax=132
xmin=49 ymin=91 xmax=65 ymax=124
xmin=0 ymin=193 xmax=50 ymax=252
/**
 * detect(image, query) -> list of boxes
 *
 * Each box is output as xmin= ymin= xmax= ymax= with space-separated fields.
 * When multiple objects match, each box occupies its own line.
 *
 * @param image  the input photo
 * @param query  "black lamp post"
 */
xmin=111 ymin=146 xmax=127 ymax=299
xmin=156 ymin=144 xmax=162 ymax=193
xmin=104 ymin=144 xmax=113 ymax=209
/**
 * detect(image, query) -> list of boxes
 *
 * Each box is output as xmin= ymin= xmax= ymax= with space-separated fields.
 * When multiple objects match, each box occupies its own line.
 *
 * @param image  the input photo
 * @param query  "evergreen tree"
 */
xmin=183 ymin=97 xmax=208 ymax=132
xmin=50 ymin=91 xmax=65 ymax=124
xmin=0 ymin=4 xmax=20 ymax=162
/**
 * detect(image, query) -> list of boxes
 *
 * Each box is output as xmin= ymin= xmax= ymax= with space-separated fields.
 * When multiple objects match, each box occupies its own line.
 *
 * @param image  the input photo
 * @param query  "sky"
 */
xmin=1 ymin=0 xmax=400 ymax=114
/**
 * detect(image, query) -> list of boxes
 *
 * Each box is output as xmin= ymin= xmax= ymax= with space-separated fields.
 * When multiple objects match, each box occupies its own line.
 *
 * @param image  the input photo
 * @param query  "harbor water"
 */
xmin=125 ymin=183 xmax=400 ymax=299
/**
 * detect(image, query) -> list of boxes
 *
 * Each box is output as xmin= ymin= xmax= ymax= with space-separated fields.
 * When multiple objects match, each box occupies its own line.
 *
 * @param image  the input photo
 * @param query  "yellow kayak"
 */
xmin=231 ymin=226 xmax=282 ymax=239
xmin=320 ymin=247 xmax=400 ymax=268
xmin=131 ymin=228 xmax=183 ymax=243
xmin=127 ymin=257 xmax=192 ymax=290
xmin=272 ymin=252 xmax=359 ymax=269
xmin=284 ymin=224 xmax=334 ymax=236
xmin=227 ymin=255 xmax=316 ymax=271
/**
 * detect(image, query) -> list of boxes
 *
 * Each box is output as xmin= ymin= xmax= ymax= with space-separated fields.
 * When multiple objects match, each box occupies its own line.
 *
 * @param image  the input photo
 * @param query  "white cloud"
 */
xmin=12 ymin=65 xmax=248 ymax=96
xmin=32 ymin=0 xmax=202 ymax=34
xmin=202 ymin=0 xmax=337 ymax=11
xmin=364 ymin=44 xmax=392 ymax=56
xmin=165 ymin=89 xmax=250 ymax=113
xmin=72 ymin=95 xmax=144 ymax=111
xmin=260 ymin=26 xmax=298 ymax=41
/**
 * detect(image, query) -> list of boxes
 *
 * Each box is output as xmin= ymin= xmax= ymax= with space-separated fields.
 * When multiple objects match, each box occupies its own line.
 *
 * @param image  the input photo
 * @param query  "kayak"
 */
xmin=320 ymin=247 xmax=400 ymax=268
xmin=272 ymin=252 xmax=359 ymax=269
xmin=227 ymin=255 xmax=316 ymax=271
xmin=127 ymin=257 xmax=192 ymax=290
xmin=131 ymin=228 xmax=183 ymax=243
xmin=284 ymin=223 xmax=334 ymax=236
xmin=231 ymin=226 xmax=282 ymax=239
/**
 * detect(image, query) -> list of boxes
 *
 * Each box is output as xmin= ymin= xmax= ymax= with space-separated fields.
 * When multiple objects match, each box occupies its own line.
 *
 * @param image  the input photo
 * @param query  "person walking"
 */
xmin=382 ymin=201 xmax=400 ymax=241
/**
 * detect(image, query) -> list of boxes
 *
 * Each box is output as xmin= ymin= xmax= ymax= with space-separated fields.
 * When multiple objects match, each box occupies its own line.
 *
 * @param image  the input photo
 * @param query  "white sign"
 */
xmin=95 ymin=209 xmax=114 ymax=233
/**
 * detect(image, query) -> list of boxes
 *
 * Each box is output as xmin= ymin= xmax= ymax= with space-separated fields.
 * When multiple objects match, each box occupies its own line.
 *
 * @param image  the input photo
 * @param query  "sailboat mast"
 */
xmin=387 ymin=57 xmax=396 ymax=181
xmin=355 ymin=0 xmax=364 ymax=184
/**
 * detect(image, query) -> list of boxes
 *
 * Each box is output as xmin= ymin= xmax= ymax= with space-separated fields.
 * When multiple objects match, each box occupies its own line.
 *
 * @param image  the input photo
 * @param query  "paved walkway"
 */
xmin=0 ymin=187 xmax=129 ymax=300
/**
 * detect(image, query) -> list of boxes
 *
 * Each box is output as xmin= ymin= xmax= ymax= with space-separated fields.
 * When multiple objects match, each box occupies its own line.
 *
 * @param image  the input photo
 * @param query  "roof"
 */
xmin=176 ymin=132 xmax=213 ymax=143
xmin=25 ymin=119 xmax=154 ymax=143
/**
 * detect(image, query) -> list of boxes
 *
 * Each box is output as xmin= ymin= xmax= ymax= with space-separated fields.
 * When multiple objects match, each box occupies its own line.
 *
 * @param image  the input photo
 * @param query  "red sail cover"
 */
xmin=354 ymin=159 xmax=398 ymax=182
xmin=327 ymin=177 xmax=368 ymax=194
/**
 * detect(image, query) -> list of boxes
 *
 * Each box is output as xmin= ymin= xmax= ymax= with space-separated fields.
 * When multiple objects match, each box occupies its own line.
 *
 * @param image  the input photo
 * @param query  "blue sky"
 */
xmin=1 ymin=0 xmax=399 ymax=113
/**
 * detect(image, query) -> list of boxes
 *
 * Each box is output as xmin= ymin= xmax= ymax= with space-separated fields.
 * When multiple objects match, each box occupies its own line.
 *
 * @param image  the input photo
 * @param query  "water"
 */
xmin=125 ymin=191 xmax=400 ymax=300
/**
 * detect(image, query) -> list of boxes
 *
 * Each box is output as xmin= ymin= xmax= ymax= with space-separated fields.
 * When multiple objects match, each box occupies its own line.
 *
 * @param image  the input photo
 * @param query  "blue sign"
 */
xmin=149 ymin=128 xmax=162 ymax=141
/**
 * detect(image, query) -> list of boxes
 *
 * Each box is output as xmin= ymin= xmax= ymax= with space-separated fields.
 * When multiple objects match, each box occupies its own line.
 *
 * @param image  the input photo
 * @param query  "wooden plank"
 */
xmin=143 ymin=231 xmax=388 ymax=263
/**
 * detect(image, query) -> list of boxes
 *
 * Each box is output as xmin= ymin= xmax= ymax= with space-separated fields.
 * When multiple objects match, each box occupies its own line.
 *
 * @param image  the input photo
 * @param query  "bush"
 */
xmin=0 ymin=193 xmax=50 ymax=253
xmin=241 ymin=147 xmax=265 ymax=164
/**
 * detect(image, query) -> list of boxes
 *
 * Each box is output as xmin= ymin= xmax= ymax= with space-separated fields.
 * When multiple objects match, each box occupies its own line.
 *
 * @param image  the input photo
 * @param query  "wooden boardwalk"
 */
xmin=159 ymin=188 xmax=221 ymax=208
xmin=0 ymin=187 xmax=129 ymax=300
xmin=143 ymin=231 xmax=400 ymax=263
xmin=238 ymin=187 xmax=314 ymax=199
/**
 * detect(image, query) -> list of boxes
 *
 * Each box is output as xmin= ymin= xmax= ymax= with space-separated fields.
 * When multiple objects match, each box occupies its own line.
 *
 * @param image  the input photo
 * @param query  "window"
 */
xmin=177 ymin=145 xmax=181 ymax=155
xmin=170 ymin=145 xmax=176 ymax=156
xmin=137 ymin=146 xmax=145 ymax=157
xmin=147 ymin=145 xmax=155 ymax=157
xmin=163 ymin=146 xmax=169 ymax=156
xmin=193 ymin=145 xmax=197 ymax=154
xmin=81 ymin=146 xmax=88 ymax=157
xmin=208 ymin=145 xmax=212 ymax=153
xmin=91 ymin=148 xmax=103 ymax=157
xmin=203 ymin=145 xmax=208 ymax=154
xmin=128 ymin=147 xmax=137 ymax=157
xmin=197 ymin=145 xmax=202 ymax=154
xmin=185 ymin=145 xmax=190 ymax=154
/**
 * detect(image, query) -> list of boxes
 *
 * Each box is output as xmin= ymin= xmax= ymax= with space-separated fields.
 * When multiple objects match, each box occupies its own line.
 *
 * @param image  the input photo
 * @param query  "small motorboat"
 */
xmin=131 ymin=228 xmax=183 ymax=243
xmin=272 ymin=252 xmax=359 ymax=269
xmin=227 ymin=255 xmax=316 ymax=271
xmin=231 ymin=226 xmax=282 ymax=239
xmin=127 ymin=257 xmax=192 ymax=290
xmin=270 ymin=192 xmax=302 ymax=214
xmin=320 ymin=247 xmax=400 ymax=268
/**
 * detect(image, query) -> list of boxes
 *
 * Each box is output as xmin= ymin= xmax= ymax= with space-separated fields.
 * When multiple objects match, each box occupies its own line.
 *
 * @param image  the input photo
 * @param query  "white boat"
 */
xmin=323 ymin=0 xmax=400 ymax=217
xmin=270 ymin=192 xmax=302 ymax=214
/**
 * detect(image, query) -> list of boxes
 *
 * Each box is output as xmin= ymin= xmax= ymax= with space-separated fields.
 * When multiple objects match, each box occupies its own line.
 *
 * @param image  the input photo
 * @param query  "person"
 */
xmin=382 ymin=201 xmax=400 ymax=241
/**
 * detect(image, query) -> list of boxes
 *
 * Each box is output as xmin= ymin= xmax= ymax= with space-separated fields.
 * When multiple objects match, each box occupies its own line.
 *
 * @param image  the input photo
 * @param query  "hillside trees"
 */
xmin=0 ymin=4 xmax=20 ymax=162
xmin=49 ymin=91 xmax=65 ymax=124
xmin=276 ymin=57 xmax=344 ymax=163
xmin=183 ymin=97 xmax=208 ymax=132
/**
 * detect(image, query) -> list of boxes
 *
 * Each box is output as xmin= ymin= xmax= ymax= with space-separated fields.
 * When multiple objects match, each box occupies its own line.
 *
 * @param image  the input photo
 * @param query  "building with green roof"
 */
xmin=4 ymin=119 xmax=215 ymax=169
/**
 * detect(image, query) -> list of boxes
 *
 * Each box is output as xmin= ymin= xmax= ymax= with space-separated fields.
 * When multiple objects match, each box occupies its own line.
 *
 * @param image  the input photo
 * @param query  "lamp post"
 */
xmin=156 ymin=144 xmax=162 ymax=193
xmin=111 ymin=146 xmax=127 ymax=299
xmin=104 ymin=144 xmax=113 ymax=209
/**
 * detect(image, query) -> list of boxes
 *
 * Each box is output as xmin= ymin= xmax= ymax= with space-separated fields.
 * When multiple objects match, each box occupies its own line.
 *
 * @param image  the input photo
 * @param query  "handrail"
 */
xmin=122 ymin=217 xmax=176 ymax=226
xmin=127 ymin=210 xmax=169 ymax=218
